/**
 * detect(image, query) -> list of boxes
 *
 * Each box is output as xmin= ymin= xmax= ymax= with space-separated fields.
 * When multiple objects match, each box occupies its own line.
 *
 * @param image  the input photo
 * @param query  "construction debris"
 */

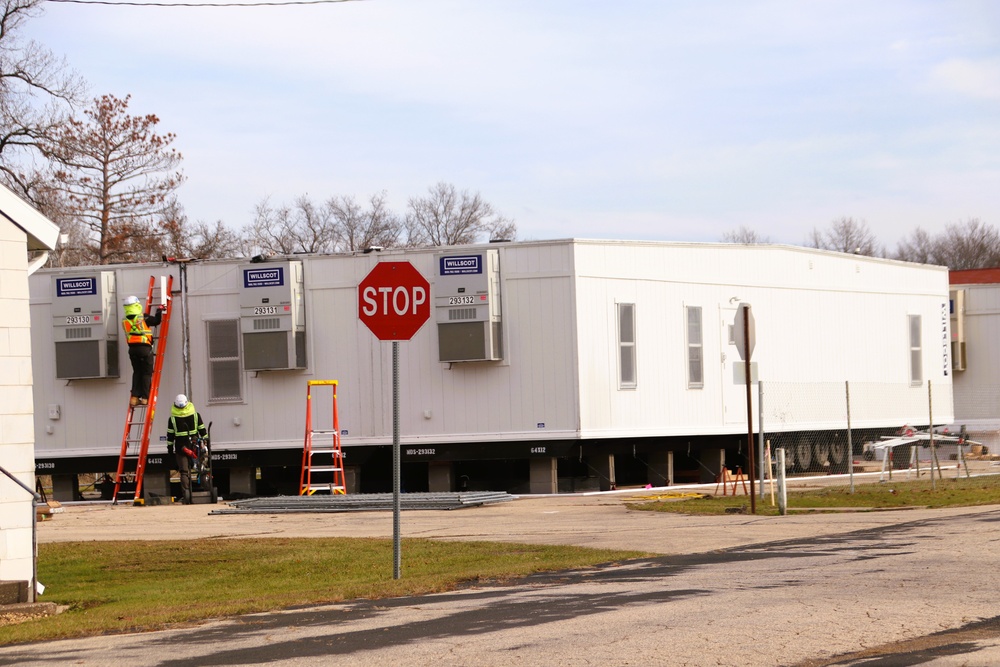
xmin=209 ymin=492 xmax=515 ymax=515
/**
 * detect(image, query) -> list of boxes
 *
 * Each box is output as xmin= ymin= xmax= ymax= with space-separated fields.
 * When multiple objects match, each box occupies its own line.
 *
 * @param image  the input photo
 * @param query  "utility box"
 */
xmin=238 ymin=260 xmax=306 ymax=370
xmin=51 ymin=271 xmax=119 ymax=379
xmin=435 ymin=249 xmax=502 ymax=362
xmin=950 ymin=288 xmax=966 ymax=371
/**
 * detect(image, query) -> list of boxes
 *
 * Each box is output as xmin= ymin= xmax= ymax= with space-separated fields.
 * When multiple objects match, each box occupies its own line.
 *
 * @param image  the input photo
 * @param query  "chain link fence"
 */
xmin=757 ymin=380 xmax=999 ymax=492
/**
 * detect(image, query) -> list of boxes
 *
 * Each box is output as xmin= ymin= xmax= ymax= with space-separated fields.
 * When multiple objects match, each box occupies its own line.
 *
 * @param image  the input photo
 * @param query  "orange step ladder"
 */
xmin=299 ymin=380 xmax=346 ymax=495
xmin=112 ymin=275 xmax=174 ymax=505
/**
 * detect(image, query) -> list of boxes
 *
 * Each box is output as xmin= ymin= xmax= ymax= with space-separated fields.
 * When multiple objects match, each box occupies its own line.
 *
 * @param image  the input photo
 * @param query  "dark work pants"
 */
xmin=175 ymin=445 xmax=192 ymax=504
xmin=128 ymin=344 xmax=154 ymax=399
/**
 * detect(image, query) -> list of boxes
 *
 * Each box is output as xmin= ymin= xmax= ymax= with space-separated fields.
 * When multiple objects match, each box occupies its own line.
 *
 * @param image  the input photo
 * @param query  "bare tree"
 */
xmin=0 ymin=0 xmax=86 ymax=198
xmin=41 ymin=93 xmax=183 ymax=264
xmin=328 ymin=191 xmax=401 ymax=251
xmin=241 ymin=195 xmax=339 ymax=256
xmin=721 ymin=226 xmax=771 ymax=244
xmin=807 ymin=217 xmax=883 ymax=256
xmin=405 ymin=182 xmax=516 ymax=247
xmin=158 ymin=197 xmax=241 ymax=260
xmin=893 ymin=227 xmax=937 ymax=265
xmin=928 ymin=218 xmax=1000 ymax=270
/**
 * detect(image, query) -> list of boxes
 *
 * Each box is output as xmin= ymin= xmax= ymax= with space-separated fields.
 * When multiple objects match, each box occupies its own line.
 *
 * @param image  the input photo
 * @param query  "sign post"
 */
xmin=734 ymin=303 xmax=757 ymax=514
xmin=358 ymin=262 xmax=431 ymax=579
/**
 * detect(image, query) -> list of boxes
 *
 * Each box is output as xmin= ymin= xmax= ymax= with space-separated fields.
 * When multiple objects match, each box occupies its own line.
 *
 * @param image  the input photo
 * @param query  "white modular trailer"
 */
xmin=945 ymin=270 xmax=1000 ymax=451
xmin=28 ymin=239 xmax=953 ymax=495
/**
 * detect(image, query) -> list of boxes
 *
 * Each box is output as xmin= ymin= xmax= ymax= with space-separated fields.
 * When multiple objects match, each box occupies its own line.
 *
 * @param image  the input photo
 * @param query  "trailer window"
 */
xmin=618 ymin=302 xmax=636 ymax=389
xmin=909 ymin=314 xmax=922 ymax=385
xmin=207 ymin=319 xmax=243 ymax=401
xmin=686 ymin=306 xmax=703 ymax=388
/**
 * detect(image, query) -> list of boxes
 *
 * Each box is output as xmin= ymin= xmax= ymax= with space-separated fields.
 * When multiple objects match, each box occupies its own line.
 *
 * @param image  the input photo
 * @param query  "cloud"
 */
xmin=928 ymin=57 xmax=1000 ymax=100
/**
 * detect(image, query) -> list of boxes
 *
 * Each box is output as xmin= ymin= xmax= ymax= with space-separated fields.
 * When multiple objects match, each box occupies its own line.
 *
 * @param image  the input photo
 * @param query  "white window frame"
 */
xmin=686 ymin=305 xmax=703 ymax=389
xmin=206 ymin=317 xmax=244 ymax=403
xmin=909 ymin=314 xmax=922 ymax=386
xmin=617 ymin=302 xmax=636 ymax=389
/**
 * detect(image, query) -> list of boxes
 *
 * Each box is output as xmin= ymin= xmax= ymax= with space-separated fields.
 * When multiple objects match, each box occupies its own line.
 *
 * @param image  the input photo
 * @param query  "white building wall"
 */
xmin=951 ymin=282 xmax=1000 ymax=422
xmin=0 ymin=219 xmax=35 ymax=584
xmin=572 ymin=241 xmax=953 ymax=436
xmin=28 ymin=240 xmax=954 ymax=461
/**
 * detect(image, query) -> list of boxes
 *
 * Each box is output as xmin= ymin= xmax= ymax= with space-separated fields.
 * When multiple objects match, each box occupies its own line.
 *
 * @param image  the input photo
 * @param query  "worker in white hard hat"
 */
xmin=121 ymin=295 xmax=164 ymax=406
xmin=166 ymin=394 xmax=208 ymax=505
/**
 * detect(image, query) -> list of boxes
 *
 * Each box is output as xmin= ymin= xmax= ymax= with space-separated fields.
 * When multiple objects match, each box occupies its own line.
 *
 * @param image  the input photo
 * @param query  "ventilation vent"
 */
xmin=66 ymin=327 xmax=92 ymax=340
xmin=253 ymin=318 xmax=281 ymax=331
xmin=448 ymin=308 xmax=477 ymax=321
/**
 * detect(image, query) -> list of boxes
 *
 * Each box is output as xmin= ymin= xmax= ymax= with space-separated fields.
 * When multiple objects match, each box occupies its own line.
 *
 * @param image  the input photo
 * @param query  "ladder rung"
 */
xmin=306 ymin=485 xmax=346 ymax=491
xmin=307 ymin=466 xmax=343 ymax=473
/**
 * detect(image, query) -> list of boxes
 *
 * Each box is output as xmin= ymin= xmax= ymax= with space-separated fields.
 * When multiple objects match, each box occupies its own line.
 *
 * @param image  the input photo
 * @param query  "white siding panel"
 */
xmin=28 ymin=240 xmax=953 ymax=457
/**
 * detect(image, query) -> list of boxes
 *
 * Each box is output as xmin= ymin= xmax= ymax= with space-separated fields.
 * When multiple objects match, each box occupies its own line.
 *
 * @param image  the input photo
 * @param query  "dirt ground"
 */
xmin=36 ymin=486 xmax=1000 ymax=556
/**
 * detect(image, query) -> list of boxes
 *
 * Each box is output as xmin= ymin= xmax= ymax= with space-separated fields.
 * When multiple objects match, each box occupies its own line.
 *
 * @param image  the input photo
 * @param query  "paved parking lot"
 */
xmin=11 ymin=482 xmax=1000 ymax=666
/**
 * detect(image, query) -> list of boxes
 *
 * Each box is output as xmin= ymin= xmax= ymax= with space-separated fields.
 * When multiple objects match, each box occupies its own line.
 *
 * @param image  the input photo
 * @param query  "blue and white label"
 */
xmin=243 ymin=267 xmax=284 ymax=288
xmin=56 ymin=277 xmax=97 ymax=297
xmin=440 ymin=255 xmax=482 ymax=276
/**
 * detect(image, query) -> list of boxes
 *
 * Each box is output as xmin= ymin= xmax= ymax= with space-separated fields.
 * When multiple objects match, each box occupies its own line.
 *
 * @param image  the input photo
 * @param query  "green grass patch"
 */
xmin=4 ymin=538 xmax=646 ymax=646
xmin=627 ymin=474 xmax=1000 ymax=516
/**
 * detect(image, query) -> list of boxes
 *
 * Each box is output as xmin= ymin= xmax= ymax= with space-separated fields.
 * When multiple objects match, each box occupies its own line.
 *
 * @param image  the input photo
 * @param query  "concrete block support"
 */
xmin=428 ymin=461 xmax=453 ymax=493
xmin=647 ymin=450 xmax=673 ymax=487
xmin=228 ymin=466 xmax=257 ymax=497
xmin=529 ymin=457 xmax=558 ymax=494
xmin=142 ymin=470 xmax=172 ymax=505
xmin=700 ymin=447 xmax=725 ymax=484
xmin=593 ymin=453 xmax=617 ymax=491
xmin=50 ymin=474 xmax=79 ymax=502
xmin=345 ymin=467 xmax=359 ymax=494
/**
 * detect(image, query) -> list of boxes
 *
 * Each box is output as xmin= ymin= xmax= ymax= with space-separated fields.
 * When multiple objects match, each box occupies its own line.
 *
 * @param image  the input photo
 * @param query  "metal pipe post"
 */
xmin=0 ymin=466 xmax=40 ymax=603
xmin=759 ymin=380 xmax=765 ymax=500
xmin=392 ymin=341 xmax=402 ymax=579
xmin=846 ymin=380 xmax=854 ymax=494
xmin=776 ymin=448 xmax=787 ymax=516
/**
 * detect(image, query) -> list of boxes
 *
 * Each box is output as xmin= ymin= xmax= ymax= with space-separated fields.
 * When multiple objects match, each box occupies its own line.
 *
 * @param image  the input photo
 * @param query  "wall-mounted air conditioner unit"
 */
xmin=51 ymin=271 xmax=119 ymax=379
xmin=435 ymin=249 xmax=502 ymax=362
xmin=950 ymin=288 xmax=966 ymax=372
xmin=238 ymin=260 xmax=306 ymax=370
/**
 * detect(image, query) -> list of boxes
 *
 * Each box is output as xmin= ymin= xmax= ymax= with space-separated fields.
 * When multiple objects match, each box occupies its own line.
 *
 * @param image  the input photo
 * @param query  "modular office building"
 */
xmin=28 ymin=239 xmax=954 ymax=500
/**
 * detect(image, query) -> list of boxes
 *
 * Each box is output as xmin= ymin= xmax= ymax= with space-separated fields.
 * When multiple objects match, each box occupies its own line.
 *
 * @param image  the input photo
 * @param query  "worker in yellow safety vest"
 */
xmin=121 ymin=296 xmax=164 ymax=406
xmin=166 ymin=394 xmax=208 ymax=505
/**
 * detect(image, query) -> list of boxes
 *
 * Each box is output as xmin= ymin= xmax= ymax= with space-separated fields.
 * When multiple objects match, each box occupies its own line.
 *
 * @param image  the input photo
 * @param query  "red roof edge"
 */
xmin=950 ymin=268 xmax=1000 ymax=285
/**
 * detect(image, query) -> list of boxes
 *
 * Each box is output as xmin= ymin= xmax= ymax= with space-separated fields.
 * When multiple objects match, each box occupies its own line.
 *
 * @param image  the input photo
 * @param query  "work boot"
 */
xmin=129 ymin=396 xmax=138 ymax=407
xmin=139 ymin=398 xmax=148 ymax=405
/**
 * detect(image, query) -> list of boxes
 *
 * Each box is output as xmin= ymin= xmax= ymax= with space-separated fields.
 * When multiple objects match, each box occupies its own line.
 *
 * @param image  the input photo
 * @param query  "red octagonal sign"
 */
xmin=358 ymin=261 xmax=431 ymax=341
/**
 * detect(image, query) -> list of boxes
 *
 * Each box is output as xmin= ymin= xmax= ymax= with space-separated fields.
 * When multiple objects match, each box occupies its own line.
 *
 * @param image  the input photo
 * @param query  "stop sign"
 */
xmin=358 ymin=261 xmax=431 ymax=341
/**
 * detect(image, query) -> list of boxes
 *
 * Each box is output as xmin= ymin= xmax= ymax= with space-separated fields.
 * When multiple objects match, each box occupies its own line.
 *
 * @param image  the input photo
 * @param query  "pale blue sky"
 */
xmin=28 ymin=0 xmax=1000 ymax=247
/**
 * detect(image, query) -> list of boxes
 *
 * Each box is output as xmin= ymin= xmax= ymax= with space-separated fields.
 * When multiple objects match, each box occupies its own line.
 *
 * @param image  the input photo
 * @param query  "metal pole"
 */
xmin=776 ymin=448 xmax=787 ymax=516
xmin=180 ymin=261 xmax=191 ymax=399
xmin=928 ymin=380 xmax=936 ymax=491
xmin=392 ymin=341 xmax=402 ymax=579
xmin=1 ymin=466 xmax=40 ymax=603
xmin=743 ymin=306 xmax=756 ymax=514
xmin=758 ymin=380 xmax=765 ymax=500
xmin=846 ymin=380 xmax=854 ymax=494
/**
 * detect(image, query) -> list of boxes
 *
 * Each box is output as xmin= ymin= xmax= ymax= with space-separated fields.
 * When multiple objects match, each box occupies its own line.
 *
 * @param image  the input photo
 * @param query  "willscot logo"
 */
xmin=56 ymin=277 xmax=96 ymax=297
xmin=440 ymin=255 xmax=482 ymax=276
xmin=244 ymin=267 xmax=284 ymax=288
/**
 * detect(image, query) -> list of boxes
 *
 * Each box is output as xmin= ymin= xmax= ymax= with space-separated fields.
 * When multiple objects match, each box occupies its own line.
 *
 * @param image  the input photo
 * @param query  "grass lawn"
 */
xmin=2 ymin=538 xmax=647 ymax=646
xmin=626 ymin=473 xmax=1000 ymax=515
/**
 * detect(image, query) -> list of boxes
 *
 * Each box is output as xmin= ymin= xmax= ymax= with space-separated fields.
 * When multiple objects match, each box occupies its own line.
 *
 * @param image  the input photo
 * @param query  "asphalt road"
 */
xmin=4 ymin=485 xmax=1000 ymax=666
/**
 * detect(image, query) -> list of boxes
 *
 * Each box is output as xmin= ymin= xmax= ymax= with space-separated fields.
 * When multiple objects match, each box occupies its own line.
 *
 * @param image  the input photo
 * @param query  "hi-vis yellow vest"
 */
xmin=123 ymin=315 xmax=153 ymax=346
